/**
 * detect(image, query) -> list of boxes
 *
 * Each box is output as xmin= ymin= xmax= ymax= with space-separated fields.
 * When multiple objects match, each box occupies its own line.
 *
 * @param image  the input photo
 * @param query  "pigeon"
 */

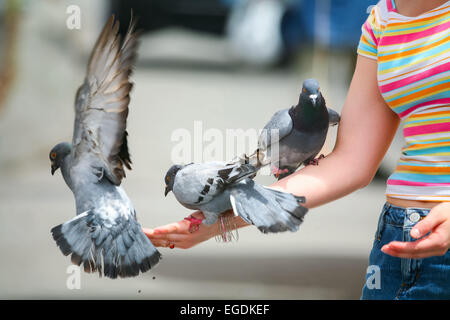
xmin=249 ymin=78 xmax=339 ymax=180
xmin=164 ymin=161 xmax=308 ymax=233
xmin=49 ymin=15 xmax=161 ymax=279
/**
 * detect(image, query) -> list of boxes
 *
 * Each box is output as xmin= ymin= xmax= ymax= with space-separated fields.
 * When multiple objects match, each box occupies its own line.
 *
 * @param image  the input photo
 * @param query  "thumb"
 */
xmin=410 ymin=208 xmax=445 ymax=239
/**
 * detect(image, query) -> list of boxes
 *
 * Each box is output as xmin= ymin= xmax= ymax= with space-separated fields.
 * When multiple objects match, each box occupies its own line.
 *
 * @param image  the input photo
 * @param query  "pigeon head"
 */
xmin=299 ymin=78 xmax=322 ymax=108
xmin=49 ymin=142 xmax=72 ymax=175
xmin=164 ymin=164 xmax=183 ymax=196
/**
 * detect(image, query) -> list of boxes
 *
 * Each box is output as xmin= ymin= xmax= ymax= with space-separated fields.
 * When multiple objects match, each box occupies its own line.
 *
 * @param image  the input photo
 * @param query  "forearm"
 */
xmin=230 ymin=148 xmax=374 ymax=230
xmin=269 ymin=149 xmax=372 ymax=208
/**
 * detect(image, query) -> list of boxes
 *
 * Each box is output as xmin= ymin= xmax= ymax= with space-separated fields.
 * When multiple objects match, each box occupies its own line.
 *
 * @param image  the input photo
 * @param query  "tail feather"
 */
xmin=268 ymin=188 xmax=307 ymax=220
xmin=230 ymin=179 xmax=308 ymax=233
xmin=51 ymin=211 xmax=161 ymax=279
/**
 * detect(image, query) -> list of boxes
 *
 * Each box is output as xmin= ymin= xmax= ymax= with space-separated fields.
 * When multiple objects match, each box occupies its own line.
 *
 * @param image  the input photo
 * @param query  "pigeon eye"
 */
xmin=51 ymin=153 xmax=57 ymax=159
xmin=302 ymin=88 xmax=307 ymax=93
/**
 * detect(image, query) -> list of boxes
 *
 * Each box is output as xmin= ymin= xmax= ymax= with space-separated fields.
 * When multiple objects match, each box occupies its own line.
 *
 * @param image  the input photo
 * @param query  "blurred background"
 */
xmin=0 ymin=0 xmax=405 ymax=299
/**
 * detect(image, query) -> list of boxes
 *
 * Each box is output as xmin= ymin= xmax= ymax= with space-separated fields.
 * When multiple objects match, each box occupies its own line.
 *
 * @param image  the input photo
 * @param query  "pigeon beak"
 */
xmin=165 ymin=185 xmax=171 ymax=197
xmin=51 ymin=162 xmax=57 ymax=175
xmin=309 ymin=94 xmax=318 ymax=107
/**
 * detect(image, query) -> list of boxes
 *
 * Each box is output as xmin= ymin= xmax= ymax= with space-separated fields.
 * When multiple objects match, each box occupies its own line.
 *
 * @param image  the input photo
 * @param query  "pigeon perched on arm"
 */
xmin=164 ymin=162 xmax=308 ymax=233
xmin=249 ymin=79 xmax=340 ymax=180
xmin=49 ymin=15 xmax=161 ymax=279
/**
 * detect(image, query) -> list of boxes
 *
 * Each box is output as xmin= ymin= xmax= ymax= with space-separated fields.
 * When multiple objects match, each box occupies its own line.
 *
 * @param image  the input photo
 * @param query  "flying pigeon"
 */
xmin=49 ymin=16 xmax=161 ymax=279
xmin=248 ymin=79 xmax=339 ymax=180
xmin=164 ymin=161 xmax=308 ymax=233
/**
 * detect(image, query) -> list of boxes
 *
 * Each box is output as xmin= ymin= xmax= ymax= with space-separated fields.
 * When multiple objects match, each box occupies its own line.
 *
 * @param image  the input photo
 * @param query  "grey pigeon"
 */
xmin=164 ymin=162 xmax=308 ymax=233
xmin=251 ymin=78 xmax=339 ymax=180
xmin=49 ymin=16 xmax=161 ymax=279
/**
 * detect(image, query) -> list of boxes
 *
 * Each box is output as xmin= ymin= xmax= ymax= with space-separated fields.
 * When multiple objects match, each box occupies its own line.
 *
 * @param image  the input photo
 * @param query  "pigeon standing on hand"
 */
xmin=251 ymin=78 xmax=340 ymax=180
xmin=49 ymin=16 xmax=161 ymax=279
xmin=164 ymin=162 xmax=308 ymax=233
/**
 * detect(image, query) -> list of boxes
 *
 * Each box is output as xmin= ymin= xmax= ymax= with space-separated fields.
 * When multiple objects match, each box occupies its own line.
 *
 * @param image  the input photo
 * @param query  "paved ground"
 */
xmin=0 ymin=0 xmax=396 ymax=299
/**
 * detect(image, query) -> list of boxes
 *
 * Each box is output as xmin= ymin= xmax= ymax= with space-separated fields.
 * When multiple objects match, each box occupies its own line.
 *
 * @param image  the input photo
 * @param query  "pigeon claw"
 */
xmin=271 ymin=167 xmax=289 ymax=179
xmin=307 ymin=154 xmax=325 ymax=166
xmin=184 ymin=215 xmax=203 ymax=233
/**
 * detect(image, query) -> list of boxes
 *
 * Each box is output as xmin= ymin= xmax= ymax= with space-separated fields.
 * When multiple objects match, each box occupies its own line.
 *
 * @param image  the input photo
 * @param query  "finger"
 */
xmin=146 ymin=233 xmax=168 ymax=240
xmin=149 ymin=239 xmax=170 ymax=248
xmin=148 ymin=236 xmax=194 ymax=249
xmin=410 ymin=209 xmax=445 ymax=239
xmin=147 ymin=233 xmax=191 ymax=242
xmin=381 ymin=246 xmax=444 ymax=259
xmin=153 ymin=220 xmax=191 ymax=235
xmin=150 ymin=212 xmax=205 ymax=235
xmin=142 ymin=227 xmax=154 ymax=237
xmin=382 ymin=232 xmax=445 ymax=254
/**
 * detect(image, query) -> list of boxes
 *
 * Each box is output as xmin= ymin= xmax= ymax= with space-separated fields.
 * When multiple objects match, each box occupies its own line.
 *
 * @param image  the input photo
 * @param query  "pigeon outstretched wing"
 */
xmin=71 ymin=15 xmax=138 ymax=186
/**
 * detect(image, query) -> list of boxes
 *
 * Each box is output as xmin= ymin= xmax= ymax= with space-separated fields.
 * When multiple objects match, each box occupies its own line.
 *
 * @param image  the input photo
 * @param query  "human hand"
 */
xmin=143 ymin=211 xmax=220 ymax=249
xmin=382 ymin=202 xmax=450 ymax=258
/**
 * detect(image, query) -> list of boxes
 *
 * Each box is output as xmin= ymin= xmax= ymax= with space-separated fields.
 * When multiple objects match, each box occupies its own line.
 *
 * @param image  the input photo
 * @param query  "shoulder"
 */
xmin=367 ymin=0 xmax=391 ymax=30
xmin=359 ymin=0 xmax=392 ymax=53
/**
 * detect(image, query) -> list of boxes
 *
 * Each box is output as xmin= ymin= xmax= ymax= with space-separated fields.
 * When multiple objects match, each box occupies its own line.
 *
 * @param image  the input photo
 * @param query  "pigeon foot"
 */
xmin=271 ymin=167 xmax=289 ymax=179
xmin=307 ymin=154 xmax=325 ymax=166
xmin=184 ymin=215 xmax=203 ymax=233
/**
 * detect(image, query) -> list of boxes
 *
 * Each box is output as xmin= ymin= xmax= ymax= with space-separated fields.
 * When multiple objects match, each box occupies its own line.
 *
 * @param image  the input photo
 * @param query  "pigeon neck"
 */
xmin=290 ymin=100 xmax=328 ymax=131
xmin=60 ymin=155 xmax=74 ymax=190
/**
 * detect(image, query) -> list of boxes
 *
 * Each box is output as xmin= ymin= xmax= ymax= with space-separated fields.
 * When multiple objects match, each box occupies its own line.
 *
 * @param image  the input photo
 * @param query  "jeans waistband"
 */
xmin=382 ymin=202 xmax=430 ymax=227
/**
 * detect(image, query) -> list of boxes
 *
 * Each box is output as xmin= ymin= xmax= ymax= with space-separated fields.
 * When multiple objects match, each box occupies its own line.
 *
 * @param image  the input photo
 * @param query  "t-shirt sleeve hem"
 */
xmin=356 ymin=51 xmax=378 ymax=60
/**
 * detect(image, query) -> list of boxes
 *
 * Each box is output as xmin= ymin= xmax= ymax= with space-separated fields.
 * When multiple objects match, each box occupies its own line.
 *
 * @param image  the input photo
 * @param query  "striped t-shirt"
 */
xmin=357 ymin=0 xmax=450 ymax=201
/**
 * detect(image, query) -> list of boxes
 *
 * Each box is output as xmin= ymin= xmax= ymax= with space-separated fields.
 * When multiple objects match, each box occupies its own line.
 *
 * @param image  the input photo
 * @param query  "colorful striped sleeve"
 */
xmin=357 ymin=6 xmax=383 ymax=60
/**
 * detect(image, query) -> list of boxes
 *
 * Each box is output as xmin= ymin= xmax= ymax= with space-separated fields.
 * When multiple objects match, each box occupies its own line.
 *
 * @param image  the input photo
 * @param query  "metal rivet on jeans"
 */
xmin=409 ymin=212 xmax=421 ymax=223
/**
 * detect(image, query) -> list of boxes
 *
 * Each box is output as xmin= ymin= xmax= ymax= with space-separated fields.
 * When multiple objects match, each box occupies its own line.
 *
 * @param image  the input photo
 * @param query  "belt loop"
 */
xmin=375 ymin=203 xmax=389 ymax=241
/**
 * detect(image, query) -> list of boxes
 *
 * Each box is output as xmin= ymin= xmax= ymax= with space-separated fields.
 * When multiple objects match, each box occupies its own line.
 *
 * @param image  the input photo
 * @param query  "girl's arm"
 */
xmin=271 ymin=55 xmax=400 ymax=208
xmin=145 ymin=55 xmax=400 ymax=249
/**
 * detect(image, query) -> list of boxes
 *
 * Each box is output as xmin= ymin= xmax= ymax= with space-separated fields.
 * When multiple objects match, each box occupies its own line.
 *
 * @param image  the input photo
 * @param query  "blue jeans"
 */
xmin=361 ymin=202 xmax=450 ymax=299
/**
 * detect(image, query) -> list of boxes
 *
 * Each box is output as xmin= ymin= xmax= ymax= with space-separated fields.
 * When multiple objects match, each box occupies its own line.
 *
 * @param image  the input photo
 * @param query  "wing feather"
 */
xmin=258 ymin=108 xmax=293 ymax=150
xmin=173 ymin=162 xmax=256 ymax=206
xmin=327 ymin=108 xmax=340 ymax=126
xmin=71 ymin=15 xmax=139 ymax=185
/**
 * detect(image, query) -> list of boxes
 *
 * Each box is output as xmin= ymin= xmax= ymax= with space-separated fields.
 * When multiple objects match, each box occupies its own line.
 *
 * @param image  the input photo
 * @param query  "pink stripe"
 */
xmin=399 ymin=98 xmax=450 ymax=118
xmin=379 ymin=21 xmax=450 ymax=46
xmin=403 ymin=120 xmax=450 ymax=137
xmin=386 ymin=0 xmax=395 ymax=12
xmin=364 ymin=21 xmax=378 ymax=46
xmin=388 ymin=179 xmax=450 ymax=187
xmin=379 ymin=61 xmax=450 ymax=93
